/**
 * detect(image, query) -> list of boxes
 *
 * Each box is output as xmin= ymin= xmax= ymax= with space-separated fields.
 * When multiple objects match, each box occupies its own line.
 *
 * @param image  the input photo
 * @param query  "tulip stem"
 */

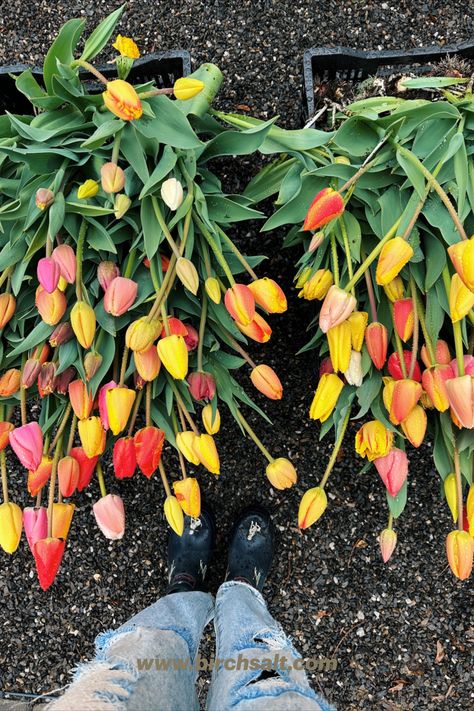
xmin=338 ymin=136 xmax=388 ymax=194
xmin=330 ymin=233 xmax=339 ymax=287
xmin=72 ymin=59 xmax=109 ymax=85
xmin=216 ymin=225 xmax=258 ymax=281
xmin=148 ymin=255 xmax=178 ymax=321
xmin=339 ymin=217 xmax=355 ymax=296
xmin=151 ymin=197 xmax=181 ymax=260
xmin=387 ymin=512 xmax=394 ymax=531
xmin=138 ymin=87 xmax=174 ymax=99
xmin=111 ymin=133 xmax=122 ymax=165
xmin=362 ymin=256 xmax=377 ymax=323
xmin=48 ymin=403 xmax=72 ymax=455
xmin=127 ymin=388 xmax=144 ymax=437
xmin=123 ymin=248 xmax=136 ymax=279
xmin=345 ymin=217 xmax=401 ymax=292
xmin=35 ymin=491 xmax=41 ymax=508
xmin=96 ymin=461 xmax=107 ymax=499
xmin=47 ymin=434 xmax=63 ymax=538
xmin=0 ymin=267 xmax=13 ymax=289
xmin=320 ymin=408 xmax=351 ymax=489
xmin=1 ymin=450 xmax=8 ymax=503
xmin=20 ymin=383 xmax=27 ymax=427
xmin=453 ymin=445 xmax=464 ymax=532
xmin=75 ymin=220 xmax=87 ymax=301
xmin=118 ymin=347 xmax=129 ymax=387
xmin=158 ymin=460 xmax=172 ymax=497
xmin=215 ymin=326 xmax=257 ymax=369
xmin=416 ymin=294 xmax=436 ymax=367
xmin=408 ymin=277 xmax=419 ymax=380
xmin=66 ymin=414 xmax=77 ymax=455
xmin=169 ymin=381 xmax=199 ymax=434
xmin=197 ymin=294 xmax=208 ymax=372
xmin=145 ymin=382 xmax=152 ymax=428
xmin=193 ymin=214 xmax=235 ymax=286
xmin=171 ymin=410 xmax=188 ymax=479
xmin=236 ymin=410 xmax=273 ymax=463
xmin=390 ymin=303 xmax=408 ymax=379
xmin=443 ymin=266 xmax=465 ymax=376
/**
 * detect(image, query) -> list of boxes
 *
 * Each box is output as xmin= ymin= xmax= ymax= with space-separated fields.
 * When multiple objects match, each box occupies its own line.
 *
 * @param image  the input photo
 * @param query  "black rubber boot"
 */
xmin=166 ymin=504 xmax=215 ymax=595
xmin=225 ymin=504 xmax=276 ymax=592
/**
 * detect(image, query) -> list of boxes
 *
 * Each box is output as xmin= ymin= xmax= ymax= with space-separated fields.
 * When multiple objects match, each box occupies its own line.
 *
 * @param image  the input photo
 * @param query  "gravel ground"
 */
xmin=1 ymin=2 xmax=474 ymax=710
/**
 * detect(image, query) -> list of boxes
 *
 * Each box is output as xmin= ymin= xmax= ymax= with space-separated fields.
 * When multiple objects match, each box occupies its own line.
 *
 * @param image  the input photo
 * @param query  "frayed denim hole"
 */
xmin=245 ymin=669 xmax=282 ymax=685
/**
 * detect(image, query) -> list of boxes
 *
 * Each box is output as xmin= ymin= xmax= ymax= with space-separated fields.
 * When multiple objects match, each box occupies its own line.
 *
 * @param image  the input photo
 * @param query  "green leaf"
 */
xmin=15 ymin=69 xmax=63 ymax=111
xmin=120 ymin=124 xmax=150 ymax=184
xmin=206 ymin=196 xmax=264 ymax=223
xmin=424 ymin=237 xmax=447 ymax=290
xmin=48 ymin=193 xmax=66 ymax=237
xmin=396 ymin=148 xmax=425 ymax=198
xmin=333 ymin=117 xmax=381 ymax=156
xmin=80 ymin=5 xmax=124 ymax=62
xmin=354 ymin=372 xmax=382 ymax=419
xmin=199 ymin=118 xmax=276 ymax=163
xmin=43 ymin=18 xmax=85 ymax=94
xmin=7 ymin=321 xmax=53 ymax=358
xmin=136 ymin=95 xmax=202 ymax=150
xmin=141 ymin=196 xmax=163 ymax=260
xmin=175 ymin=63 xmax=224 ymax=118
xmin=401 ymin=76 xmax=469 ymax=89
xmin=86 ymin=217 xmax=118 ymax=253
xmin=261 ymin=174 xmax=325 ymax=231
xmin=425 ymin=287 xmax=445 ymax=347
xmin=386 ymin=480 xmax=407 ymax=519
xmin=243 ymin=157 xmax=298 ymax=203
xmin=81 ymin=119 xmax=124 ymax=149
xmin=65 ymin=202 xmax=115 ymax=217
xmin=453 ymin=134 xmax=468 ymax=216
xmin=139 ymin=145 xmax=177 ymax=199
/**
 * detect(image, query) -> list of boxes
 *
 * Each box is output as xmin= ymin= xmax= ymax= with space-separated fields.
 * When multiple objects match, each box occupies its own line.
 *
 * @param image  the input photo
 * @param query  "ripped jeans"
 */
xmin=50 ymin=581 xmax=333 ymax=711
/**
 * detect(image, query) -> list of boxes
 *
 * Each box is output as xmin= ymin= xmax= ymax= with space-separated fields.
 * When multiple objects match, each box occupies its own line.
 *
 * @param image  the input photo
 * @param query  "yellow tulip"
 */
xmin=266 ymin=458 xmax=297 ymax=490
xmin=309 ymin=373 xmax=343 ymax=422
xmin=355 ymin=420 xmax=393 ymax=462
xmin=443 ymin=473 xmax=458 ymax=523
xmin=327 ymin=321 xmax=351 ymax=373
xmin=106 ymin=387 xmax=136 ymax=436
xmin=78 ymin=417 xmax=106 ymax=459
xmin=449 ymin=273 xmax=474 ymax=323
xmin=0 ymin=502 xmax=22 ymax=554
xmin=70 ymin=301 xmax=96 ymax=349
xmin=375 ymin=237 xmax=413 ymax=286
xmin=103 ymin=80 xmax=142 ymax=121
xmin=202 ymin=404 xmax=221 ymax=435
xmin=176 ymin=431 xmax=201 ymax=465
xmin=205 ymin=277 xmax=221 ymax=304
xmin=173 ymin=478 xmax=201 ymax=518
xmin=446 ymin=530 xmax=473 ymax=580
xmin=77 ymin=179 xmax=99 ymax=199
xmin=113 ymin=35 xmax=140 ymax=59
xmin=298 ymin=487 xmax=327 ymax=529
xmin=347 ymin=311 xmax=368 ymax=352
xmin=157 ymin=335 xmax=188 ymax=379
xmin=173 ymin=77 xmax=205 ymax=101
xmin=192 ymin=434 xmax=220 ymax=475
xmin=164 ymin=496 xmax=184 ymax=536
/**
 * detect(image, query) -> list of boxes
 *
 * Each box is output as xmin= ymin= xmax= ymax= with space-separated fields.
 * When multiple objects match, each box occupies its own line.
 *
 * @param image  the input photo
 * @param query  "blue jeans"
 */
xmin=50 ymin=581 xmax=333 ymax=710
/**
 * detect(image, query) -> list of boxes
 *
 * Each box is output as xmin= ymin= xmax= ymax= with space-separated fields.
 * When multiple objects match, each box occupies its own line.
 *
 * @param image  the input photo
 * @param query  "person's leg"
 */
xmin=50 ymin=507 xmax=215 ymax=711
xmin=206 ymin=506 xmax=333 ymax=711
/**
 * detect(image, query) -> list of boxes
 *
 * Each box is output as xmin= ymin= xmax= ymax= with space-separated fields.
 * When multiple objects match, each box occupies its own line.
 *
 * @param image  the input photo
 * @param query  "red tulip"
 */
xmin=69 ymin=447 xmax=98 ymax=491
xmin=303 ymin=188 xmax=344 ymax=231
xmin=113 ymin=437 xmax=136 ymax=479
xmin=58 ymin=456 xmax=80 ymax=497
xmin=393 ymin=298 xmax=414 ymax=342
xmin=134 ymin=426 xmax=165 ymax=478
xmin=187 ymin=372 xmax=216 ymax=401
xmin=365 ymin=322 xmax=388 ymax=370
xmin=33 ymin=537 xmax=66 ymax=591
xmin=160 ymin=317 xmax=188 ymax=338
xmin=183 ymin=324 xmax=199 ymax=351
xmin=387 ymin=351 xmax=422 ymax=382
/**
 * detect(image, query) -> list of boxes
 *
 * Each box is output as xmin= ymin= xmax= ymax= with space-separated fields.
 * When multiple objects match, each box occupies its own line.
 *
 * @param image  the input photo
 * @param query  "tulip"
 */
xmin=393 ymin=298 xmax=414 ymax=342
xmin=126 ymin=316 xmax=161 ymax=352
xmin=160 ymin=317 xmax=188 ymax=338
xmin=157 ymin=335 xmax=188 ymax=379
xmin=421 ymin=339 xmax=451 ymax=368
xmin=134 ymin=345 xmax=161 ymax=382
xmin=188 ymin=372 xmax=216 ymax=401
xmin=53 ymin=366 xmax=75 ymax=395
xmin=0 ymin=502 xmax=22 ymax=553
xmin=71 ymin=301 xmax=96 ymax=349
xmin=0 ymin=293 xmax=16 ymax=328
xmin=93 ymin=494 xmax=125 ymax=540
xmin=98 ymin=378 xmax=117 ymax=425
xmin=134 ymin=426 xmax=165 ymax=478
xmin=113 ymin=34 xmax=140 ymax=58
xmin=103 ymin=80 xmax=142 ymax=120
xmin=383 ymin=276 xmax=405 ymax=302
xmin=23 ymin=507 xmax=48 ymax=552
xmin=32 ymin=343 xmax=50 ymax=364
xmin=450 ymin=355 xmax=474 ymax=377
xmin=192 ymin=434 xmax=220 ymax=475
xmin=77 ymin=179 xmax=99 ymax=199
xmin=164 ymin=495 xmax=184 ymax=536
xmin=374 ymin=448 xmax=408 ymax=497
xmin=446 ymin=530 xmax=473 ymax=580
xmin=347 ymin=311 xmax=368 ymax=352
xmin=38 ymin=362 xmax=57 ymax=397
xmin=173 ymin=77 xmax=205 ymax=100
xmin=161 ymin=178 xmax=184 ymax=210
xmin=401 ymin=405 xmax=427 ymax=447
xmin=176 ymin=257 xmax=199 ymax=295
xmin=205 ymin=277 xmax=221 ymax=304
xmin=173 ymin=477 xmax=201 ymax=517
xmin=176 ymin=431 xmax=200 ymax=465
xmin=0 ymin=422 xmax=14 ymax=450
xmin=58 ymin=456 xmax=80 ymax=497
xmin=49 ymin=322 xmax=74 ymax=348
xmin=68 ymin=379 xmax=94 ymax=420
xmin=387 ymin=351 xmax=422 ymax=382
xmin=365 ymin=322 xmax=388 ymax=370
xmin=448 ymin=236 xmax=474 ymax=291
xmin=21 ymin=359 xmax=41 ymax=389
xmin=113 ymin=437 xmax=137 ymax=479
xmin=33 ymin=537 xmax=65 ymax=590
xmin=184 ymin=325 xmax=199 ymax=351
xmin=35 ymin=286 xmax=67 ymax=325
xmin=450 ymin=273 xmax=474 ymax=322
xmin=248 ymin=277 xmax=287 ymax=314
xmin=445 ymin=375 xmax=474 ymax=429
xmin=375 ymin=237 xmax=414 ymax=286
xmin=319 ymin=286 xmax=356 ymax=333
xmin=160 ymin=254 xmax=170 ymax=273
xmin=344 ymin=350 xmax=363 ymax=387
xmin=265 ymin=458 xmax=297 ymax=490
xmin=421 ymin=365 xmax=453 ymax=412
xmin=390 ymin=378 xmax=422 ymax=424
xmin=9 ymin=422 xmax=43 ymax=471
xmin=298 ymin=487 xmax=328 ymax=529
xmin=250 ymin=364 xmax=283 ymax=400
xmin=327 ymin=321 xmax=351 ymax=373
xmin=106 ymin=387 xmax=136 ymax=436
xmin=295 ymin=267 xmax=311 ymax=289
xmin=309 ymin=373 xmax=344 ymax=422
xmin=78 ymin=417 xmax=106 ymax=459
xmin=51 ymin=244 xmax=76 ymax=284
xmin=51 ymin=502 xmax=75 ymax=540
xmin=237 ymin=313 xmax=272 ymax=343
xmin=319 ymin=355 xmax=334 ymax=376
xmin=37 ymin=257 xmax=60 ymax=294
xmin=69 ymin=447 xmax=98 ymax=492
xmin=224 ymin=284 xmax=255 ymax=326
xmin=104 ymin=277 xmax=138 ymax=317
xmin=84 ymin=351 xmax=103 ymax=381
xmin=202 ymin=404 xmax=221 ymax=435
xmin=355 ymin=420 xmax=393 ymax=462
xmin=98 ymin=261 xmax=120 ymax=292
xmin=114 ymin=194 xmax=131 ymax=219
xmin=298 ymin=269 xmax=333 ymax=301
xmin=0 ymin=368 xmax=20 ymax=397
xmin=27 ymin=455 xmax=53 ymax=497
xmin=101 ymin=162 xmax=125 ymax=193
xmin=467 ymin=485 xmax=474 ymax=537
xmin=35 ymin=188 xmax=54 ymax=210
xmin=308 ymin=231 xmax=325 ymax=252
xmin=303 ymin=188 xmax=344 ymax=231
xmin=379 ymin=528 xmax=397 ymax=563
xmin=443 ymin=473 xmax=458 ymax=523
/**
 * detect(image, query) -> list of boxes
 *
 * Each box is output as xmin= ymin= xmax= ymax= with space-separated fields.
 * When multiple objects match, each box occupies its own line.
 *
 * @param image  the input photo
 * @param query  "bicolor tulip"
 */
xmin=449 ymin=273 xmax=474 ymax=322
xmin=298 ymin=269 xmax=333 ymax=301
xmin=77 ymin=179 xmax=99 ymax=199
xmin=205 ymin=277 xmax=221 ymax=304
xmin=421 ymin=339 xmax=451 ymax=368
xmin=9 ymin=422 xmax=43 ymax=471
xmin=176 ymin=431 xmax=201 ymax=465
xmin=173 ymin=77 xmax=205 ymax=101
xmin=446 ymin=530 xmax=473 ymax=580
xmin=248 ymin=277 xmax=287 ymax=314
xmin=266 ymin=458 xmax=297 ymax=490
xmin=379 ymin=528 xmax=397 ymax=563
xmin=445 ymin=375 xmax=474 ymax=429
xmin=303 ymin=188 xmax=344 ymax=231
xmin=0 ymin=421 xmax=14 ymax=450
xmin=22 ymin=358 xmax=41 ymax=389
xmin=347 ymin=311 xmax=368 ymax=352
xmin=37 ymin=257 xmax=60 ymax=294
xmin=23 ymin=507 xmax=47 ymax=552
xmin=173 ymin=477 xmax=201 ymax=518
xmin=390 ymin=378 xmax=422 ymax=424
xmin=421 ymin=365 xmax=453 ymax=412
xmin=344 ymin=350 xmax=363 ymax=387
xmin=327 ymin=321 xmax=351 ymax=373
xmin=35 ymin=188 xmax=54 ymax=210
xmin=309 ymin=373 xmax=344 ymax=422
xmin=308 ymin=231 xmax=325 ymax=252
xmin=126 ymin=316 xmax=161 ymax=352
xmin=70 ymin=301 xmax=96 ymax=349
xmin=53 ymin=366 xmax=75 ymax=395
xmin=192 ymin=434 xmax=220 ymax=475
xmin=32 ymin=343 xmax=50 ymax=364
xmin=58 ymin=456 xmax=79 ymax=497
xmin=387 ymin=350 xmax=422 ymax=382
xmin=443 ymin=473 xmax=458 ymax=523
xmin=27 ymin=455 xmax=53 ymax=497
xmin=188 ymin=372 xmax=216 ymax=401
xmin=35 ymin=286 xmax=67 ymax=325
xmin=134 ymin=345 xmax=161 ymax=381
xmin=33 ymin=537 xmax=65 ymax=590
xmin=101 ymin=162 xmax=125 ymax=193
xmin=161 ymin=178 xmax=184 ymax=210
xmin=84 ymin=351 xmax=103 ymax=381
xmin=375 ymin=237 xmax=414 ymax=286
xmin=184 ymin=324 xmax=199 ymax=351
xmin=114 ymin=194 xmax=131 ymax=219
xmin=113 ymin=437 xmax=137 ymax=479
xmin=401 ymin=404 xmax=427 ymax=448
xmin=393 ymin=298 xmax=414 ymax=342
xmin=450 ymin=355 xmax=474 ymax=377
xmin=51 ymin=244 xmax=76 ymax=284
xmin=104 ymin=277 xmax=138 ymax=316
xmin=298 ymin=487 xmax=328 ymax=529
xmin=0 ymin=502 xmax=22 ymax=554
xmin=68 ymin=379 xmax=94 ymax=420
xmin=319 ymin=286 xmax=356 ymax=333
xmin=448 ymin=236 xmax=474 ymax=291
xmin=78 ymin=417 xmax=106 ymax=459
xmin=106 ymin=387 xmax=136 ymax=435
xmin=355 ymin=420 xmax=393 ymax=461
xmin=237 ymin=313 xmax=272 ymax=343
xmin=374 ymin=448 xmax=408 ymax=497
xmin=176 ymin=257 xmax=199 ymax=295
xmin=98 ymin=261 xmax=120 ymax=292
xmin=113 ymin=34 xmax=140 ymax=58
xmin=250 ymin=364 xmax=283 ymax=400
xmin=224 ymin=284 xmax=255 ymax=326
xmin=158 ymin=335 xmax=188 ymax=380
xmin=365 ymin=322 xmax=388 ymax=370
xmin=164 ymin=495 xmax=184 ymax=536
xmin=103 ymin=80 xmax=142 ymax=120
xmin=202 ymin=404 xmax=221 ymax=435
xmin=0 ymin=293 xmax=16 ymax=328
xmin=38 ymin=362 xmax=57 ymax=397
xmin=93 ymin=494 xmax=125 ymax=540
xmin=52 ymin=502 xmax=75 ymax=540
xmin=49 ymin=322 xmax=74 ymax=347
xmin=383 ymin=276 xmax=405 ymax=302
xmin=69 ymin=447 xmax=98 ymax=492
xmin=134 ymin=426 xmax=165 ymax=478
xmin=0 ymin=368 xmax=20 ymax=396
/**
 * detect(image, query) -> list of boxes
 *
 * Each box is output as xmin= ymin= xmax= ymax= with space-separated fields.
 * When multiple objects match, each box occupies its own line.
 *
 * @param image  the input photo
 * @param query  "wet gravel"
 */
xmin=1 ymin=2 xmax=474 ymax=710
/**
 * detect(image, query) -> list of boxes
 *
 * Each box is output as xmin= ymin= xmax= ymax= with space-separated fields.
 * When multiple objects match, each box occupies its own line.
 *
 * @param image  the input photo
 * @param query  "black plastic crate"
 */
xmin=303 ymin=41 xmax=474 ymax=118
xmin=0 ymin=50 xmax=191 ymax=114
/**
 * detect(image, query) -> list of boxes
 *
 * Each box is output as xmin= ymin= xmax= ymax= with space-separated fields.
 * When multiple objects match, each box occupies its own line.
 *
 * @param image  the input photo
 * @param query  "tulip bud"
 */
xmin=52 ymin=502 xmax=75 ymax=540
xmin=176 ymin=257 xmax=199 ymax=295
xmin=113 ymin=437 xmax=137 ymax=479
xmin=374 ymin=448 xmax=408 ymax=497
xmin=9 ymin=422 xmax=43 ymax=471
xmin=383 ymin=276 xmax=405 ymax=302
xmin=134 ymin=345 xmax=161 ymax=382
xmin=393 ymin=298 xmax=414 ymax=342
xmin=445 ymin=375 xmax=474 ymax=429
xmin=0 ymin=368 xmax=20 ymax=397
xmin=101 ymin=162 xmax=125 ymax=193
xmin=68 ymin=379 xmax=94 ymax=420
xmin=448 ymin=236 xmax=474 ymax=291
xmin=33 ymin=537 xmax=66 ymax=590
xmin=161 ymin=178 xmax=184 ymax=210
xmin=266 ymin=458 xmax=297 ymax=490
xmin=250 ymin=364 xmax=283 ymax=400
xmin=173 ymin=477 xmax=201 ymax=517
xmin=98 ymin=261 xmax=120 ymax=292
xmin=78 ymin=179 xmax=99 ymax=199
xmin=37 ymin=257 xmax=60 ymax=294
xmin=176 ymin=431 xmax=201 ymax=465
xmin=421 ymin=365 xmax=453 ymax=412
xmin=205 ymin=277 xmax=221 ymax=304
xmin=248 ymin=278 xmax=287 ymax=314
xmin=319 ymin=286 xmax=356 ymax=333
xmin=164 ymin=495 xmax=184 ymax=536
xmin=224 ymin=284 xmax=255 ymax=326
xmin=35 ymin=286 xmax=67 ymax=325
xmin=134 ymin=426 xmax=165 ymax=478
xmin=103 ymin=80 xmax=142 ymax=120
xmin=51 ymin=244 xmax=76 ymax=284
xmin=192 ymin=433 xmax=220 ymax=475
xmin=27 ymin=455 xmax=53 ymax=497
xmin=173 ymin=77 xmax=205 ymax=100
xmin=347 ymin=311 xmax=368 ymax=352
xmin=84 ymin=351 xmax=103 ymax=381
xmin=57 ymin=456 xmax=80 ymax=498
xmin=376 ymin=237 xmax=414 ymax=286
xmin=379 ymin=528 xmax=397 ymax=563
xmin=103 ymin=276 xmax=138 ymax=317
xmin=36 ymin=188 xmax=54 ymax=210
xmin=21 ymin=358 xmax=41 ymax=389
xmin=365 ymin=322 xmax=388 ymax=370
xmin=443 ymin=473 xmax=458 ymax=523
xmin=49 ymin=322 xmax=74 ymax=348
xmin=78 ymin=417 xmax=106 ymax=459
xmin=308 ymin=231 xmax=325 ymax=252
xmin=114 ymin=194 xmax=131 ymax=219
xmin=446 ymin=530 xmax=473 ymax=580
xmin=298 ymin=487 xmax=328 ymax=529
xmin=126 ymin=316 xmax=161 ymax=352
xmin=0 ymin=502 xmax=22 ymax=554
xmin=53 ymin=366 xmax=75 ymax=395
xmin=237 ymin=313 xmax=272 ymax=343
xmin=0 ymin=422 xmax=14 ymax=451
xmin=93 ymin=494 xmax=125 ymax=540
xmin=97 ymin=380 xmax=117 ymax=431
xmin=344 ymin=350 xmax=363 ymax=387
xmin=157 ymin=335 xmax=188 ymax=379
xmin=309 ymin=373 xmax=344 ymax=422
xmin=327 ymin=321 xmax=351 ymax=373
xmin=69 ymin=447 xmax=98 ymax=491
xmin=0 ymin=293 xmax=16 ymax=328
xmin=401 ymin=404 xmax=427 ymax=448
xmin=295 ymin=266 xmax=312 ymax=289
xmin=202 ymin=404 xmax=221 ymax=435
xmin=390 ymin=379 xmax=422 ymax=424
xmin=355 ymin=420 xmax=393 ymax=461
xmin=184 ymin=324 xmax=199 ymax=351
xmin=38 ymin=362 xmax=57 ymax=397
xmin=387 ymin=350 xmax=422 ymax=382
xmin=298 ymin=269 xmax=333 ymax=301
xmin=32 ymin=343 xmax=50 ymax=364
xmin=303 ymin=188 xmax=344 ymax=231
xmin=23 ymin=507 xmax=48 ymax=552
xmin=187 ymin=371 xmax=216 ymax=401
xmin=70 ymin=301 xmax=96 ymax=349
xmin=106 ymin=387 xmax=136 ymax=436
xmin=449 ymin=273 xmax=474 ymax=322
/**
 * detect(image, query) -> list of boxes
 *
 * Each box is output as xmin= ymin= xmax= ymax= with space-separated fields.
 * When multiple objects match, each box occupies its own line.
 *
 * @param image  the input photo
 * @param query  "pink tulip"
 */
xmin=37 ymin=257 xmax=60 ymax=293
xmin=187 ymin=371 xmax=216 ymax=401
xmin=374 ymin=448 xmax=408 ymax=497
xmin=9 ymin=422 xmax=43 ymax=471
xmin=98 ymin=380 xmax=117 ymax=431
xmin=51 ymin=244 xmax=76 ymax=284
xmin=23 ymin=507 xmax=48 ymax=552
xmin=93 ymin=494 xmax=125 ymax=540
xmin=319 ymin=286 xmax=357 ymax=333
xmin=98 ymin=261 xmax=120 ymax=291
xmin=103 ymin=277 xmax=138 ymax=316
xmin=450 ymin=356 xmax=474 ymax=377
xmin=445 ymin=375 xmax=474 ymax=429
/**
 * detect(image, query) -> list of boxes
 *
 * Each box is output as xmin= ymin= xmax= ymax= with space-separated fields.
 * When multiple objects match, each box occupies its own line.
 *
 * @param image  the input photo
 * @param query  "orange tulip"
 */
xmin=319 ymin=286 xmax=356 ymax=333
xmin=103 ymin=79 xmax=142 ymax=120
xmin=420 ymin=339 xmax=451 ymax=368
xmin=248 ymin=278 xmax=287 ymax=313
xmin=35 ymin=286 xmax=67 ymax=325
xmin=0 ymin=293 xmax=16 ymax=328
xmin=51 ymin=502 xmax=75 ymax=540
xmin=445 ymin=375 xmax=474 ymax=429
xmin=379 ymin=528 xmax=397 ymax=563
xmin=303 ymin=188 xmax=344 ymax=231
xmin=134 ymin=345 xmax=161 ymax=381
xmin=400 ymin=405 xmax=427 ymax=447
xmin=446 ymin=530 xmax=473 ymax=580
xmin=0 ymin=368 xmax=20 ymax=396
xmin=224 ymin=284 xmax=255 ymax=326
xmin=237 ymin=313 xmax=272 ymax=343
xmin=58 ymin=456 xmax=80 ymax=497
xmin=393 ymin=298 xmax=414 ymax=342
xmin=68 ymin=379 xmax=94 ymax=420
xmin=390 ymin=379 xmax=422 ymax=424
xmin=0 ymin=422 xmax=14 ymax=451
xmin=250 ymin=364 xmax=283 ymax=400
xmin=365 ymin=322 xmax=388 ymax=370
xmin=27 ymin=455 xmax=53 ymax=497
xmin=421 ymin=366 xmax=453 ymax=412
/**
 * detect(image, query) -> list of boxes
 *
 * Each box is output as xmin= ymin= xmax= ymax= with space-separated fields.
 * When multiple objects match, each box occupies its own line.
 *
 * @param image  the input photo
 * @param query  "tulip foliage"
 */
xmin=0 ymin=9 xmax=292 ymax=589
xmin=225 ymin=79 xmax=474 ymax=580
